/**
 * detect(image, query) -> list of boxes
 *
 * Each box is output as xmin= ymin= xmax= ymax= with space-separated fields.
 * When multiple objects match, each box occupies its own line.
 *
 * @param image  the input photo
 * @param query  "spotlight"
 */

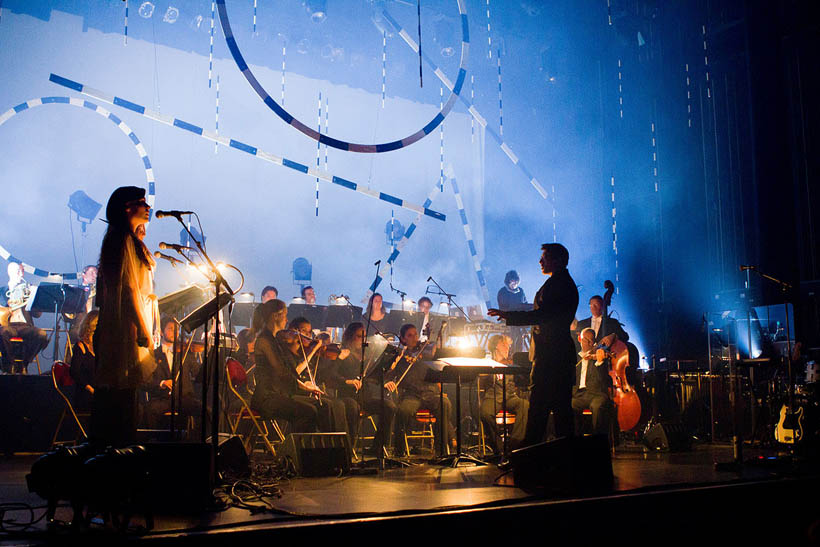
xmin=68 ymin=190 xmax=102 ymax=231
xmin=163 ymin=6 xmax=179 ymax=23
xmin=291 ymin=296 xmax=306 ymax=305
xmin=438 ymin=302 xmax=450 ymax=314
xmin=179 ymin=225 xmax=205 ymax=248
xmin=306 ymin=0 xmax=327 ymax=23
xmin=292 ymin=257 xmax=312 ymax=285
xmin=402 ymin=299 xmax=416 ymax=311
xmin=385 ymin=219 xmax=405 ymax=245
xmin=138 ymin=1 xmax=155 ymax=18
xmin=236 ymin=292 xmax=254 ymax=303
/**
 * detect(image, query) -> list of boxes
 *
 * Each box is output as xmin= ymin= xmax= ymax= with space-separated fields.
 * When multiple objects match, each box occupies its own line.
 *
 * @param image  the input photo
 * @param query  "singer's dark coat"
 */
xmin=503 ymin=268 xmax=579 ymax=389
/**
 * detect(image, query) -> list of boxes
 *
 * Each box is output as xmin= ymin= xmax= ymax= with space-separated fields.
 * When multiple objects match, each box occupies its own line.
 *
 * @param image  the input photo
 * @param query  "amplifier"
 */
xmin=280 ymin=433 xmax=352 ymax=477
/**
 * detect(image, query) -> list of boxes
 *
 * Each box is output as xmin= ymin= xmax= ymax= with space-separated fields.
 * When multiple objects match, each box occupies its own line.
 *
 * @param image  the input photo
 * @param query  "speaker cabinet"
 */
xmin=510 ymin=435 xmax=613 ymax=494
xmin=644 ymin=422 xmax=692 ymax=452
xmin=280 ymin=433 xmax=352 ymax=477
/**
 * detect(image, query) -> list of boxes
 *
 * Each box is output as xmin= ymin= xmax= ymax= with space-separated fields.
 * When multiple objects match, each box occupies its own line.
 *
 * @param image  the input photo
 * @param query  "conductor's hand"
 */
xmin=384 ymin=381 xmax=398 ymax=393
xmin=487 ymin=308 xmax=506 ymax=322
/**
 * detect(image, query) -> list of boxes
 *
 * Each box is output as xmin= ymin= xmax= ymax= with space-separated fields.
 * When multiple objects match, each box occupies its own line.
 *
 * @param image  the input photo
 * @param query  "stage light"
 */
xmin=67 ymin=190 xmax=102 ymax=228
xmin=291 ymin=297 xmax=306 ymax=305
xmin=402 ymin=299 xmax=416 ymax=311
xmin=306 ymin=0 xmax=327 ymax=23
xmin=179 ymin=225 xmax=205 ymax=248
xmin=292 ymin=257 xmax=312 ymax=285
xmin=138 ymin=1 xmax=155 ymax=18
xmin=163 ymin=6 xmax=179 ymax=24
xmin=236 ymin=292 xmax=254 ymax=303
xmin=438 ymin=302 xmax=450 ymax=314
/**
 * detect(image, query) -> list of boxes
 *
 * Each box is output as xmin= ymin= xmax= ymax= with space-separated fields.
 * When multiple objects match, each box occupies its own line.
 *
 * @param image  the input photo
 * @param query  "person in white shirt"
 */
xmin=571 ymin=328 xmax=615 ymax=435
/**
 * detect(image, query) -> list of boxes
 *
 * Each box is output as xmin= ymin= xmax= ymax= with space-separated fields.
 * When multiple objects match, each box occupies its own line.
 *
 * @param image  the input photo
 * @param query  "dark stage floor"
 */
xmin=3 ymin=441 xmax=819 ymax=544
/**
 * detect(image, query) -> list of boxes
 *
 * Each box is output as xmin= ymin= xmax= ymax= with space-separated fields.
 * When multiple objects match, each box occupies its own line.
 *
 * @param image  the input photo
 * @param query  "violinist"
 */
xmin=479 ymin=334 xmax=530 ymax=454
xmin=250 ymin=300 xmax=324 ymax=433
xmin=392 ymin=324 xmax=454 ymax=456
xmin=571 ymin=328 xmax=614 ymax=435
xmin=141 ymin=315 xmax=201 ymax=429
xmin=288 ymin=317 xmax=355 ymax=441
xmin=334 ymin=322 xmax=397 ymax=456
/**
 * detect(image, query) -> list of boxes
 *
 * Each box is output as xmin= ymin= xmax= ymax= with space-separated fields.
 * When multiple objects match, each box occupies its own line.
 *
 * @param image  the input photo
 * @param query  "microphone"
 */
xmin=427 ymin=276 xmax=432 ymax=282
xmin=155 ymin=210 xmax=194 ymax=219
xmin=374 ymin=260 xmax=381 ymax=266
xmin=154 ymin=251 xmax=184 ymax=267
xmin=159 ymin=242 xmax=192 ymax=252
xmin=739 ymin=265 xmax=755 ymax=271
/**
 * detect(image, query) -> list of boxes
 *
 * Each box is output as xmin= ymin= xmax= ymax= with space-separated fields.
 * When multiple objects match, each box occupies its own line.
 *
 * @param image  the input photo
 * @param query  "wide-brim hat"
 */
xmin=105 ymin=186 xmax=145 ymax=226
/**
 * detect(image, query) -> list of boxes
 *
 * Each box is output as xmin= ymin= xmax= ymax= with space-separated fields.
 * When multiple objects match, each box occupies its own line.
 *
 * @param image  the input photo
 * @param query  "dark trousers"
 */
xmin=361 ymin=396 xmax=396 ymax=451
xmin=523 ymin=369 xmax=574 ymax=446
xmin=91 ymin=387 xmax=138 ymax=448
xmin=143 ymin=393 xmax=201 ymax=429
xmin=0 ymin=324 xmax=48 ymax=373
xmin=331 ymin=396 xmax=360 ymax=443
xmin=480 ymin=394 xmax=529 ymax=453
xmin=396 ymin=391 xmax=453 ymax=454
xmin=571 ymin=390 xmax=613 ymax=435
xmin=252 ymin=392 xmax=319 ymax=433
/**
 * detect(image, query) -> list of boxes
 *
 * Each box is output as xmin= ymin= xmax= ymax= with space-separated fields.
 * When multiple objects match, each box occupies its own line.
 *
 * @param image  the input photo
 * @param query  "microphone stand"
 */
xmin=426 ymin=276 xmax=472 ymax=322
xmin=165 ymin=214 xmax=234 ymax=484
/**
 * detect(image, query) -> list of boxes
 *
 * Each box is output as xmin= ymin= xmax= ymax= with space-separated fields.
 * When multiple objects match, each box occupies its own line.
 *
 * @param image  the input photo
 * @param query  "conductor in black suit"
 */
xmin=488 ymin=243 xmax=579 ymax=444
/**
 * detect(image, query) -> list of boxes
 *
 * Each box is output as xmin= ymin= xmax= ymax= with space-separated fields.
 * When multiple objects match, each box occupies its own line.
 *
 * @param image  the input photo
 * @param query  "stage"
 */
xmin=2 ymin=442 xmax=818 ymax=544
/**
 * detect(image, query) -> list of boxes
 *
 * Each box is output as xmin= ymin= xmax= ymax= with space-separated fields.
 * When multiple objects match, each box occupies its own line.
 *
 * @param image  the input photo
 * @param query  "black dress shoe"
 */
xmin=497 ymin=458 xmax=513 ymax=471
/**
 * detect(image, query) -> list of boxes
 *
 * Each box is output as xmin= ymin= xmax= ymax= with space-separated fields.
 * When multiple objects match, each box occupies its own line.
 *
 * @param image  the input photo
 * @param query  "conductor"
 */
xmin=488 ymin=243 xmax=579 ymax=445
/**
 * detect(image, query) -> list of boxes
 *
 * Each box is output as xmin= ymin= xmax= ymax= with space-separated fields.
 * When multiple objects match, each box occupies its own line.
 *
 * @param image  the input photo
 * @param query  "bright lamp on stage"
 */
xmin=292 ymin=257 xmax=312 ymax=285
xmin=68 ymin=190 xmax=102 ymax=231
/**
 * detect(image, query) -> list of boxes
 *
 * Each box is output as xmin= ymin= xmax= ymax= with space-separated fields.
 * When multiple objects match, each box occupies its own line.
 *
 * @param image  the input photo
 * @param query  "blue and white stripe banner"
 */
xmin=451 ymin=177 xmax=491 ymax=312
xmin=0 ymin=95 xmax=156 ymax=280
xmin=49 ymin=73 xmax=445 ymax=221
xmin=383 ymin=7 xmax=549 ymax=201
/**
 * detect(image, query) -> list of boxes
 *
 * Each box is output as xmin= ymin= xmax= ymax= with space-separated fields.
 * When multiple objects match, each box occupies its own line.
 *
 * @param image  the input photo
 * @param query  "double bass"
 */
xmin=599 ymin=281 xmax=642 ymax=432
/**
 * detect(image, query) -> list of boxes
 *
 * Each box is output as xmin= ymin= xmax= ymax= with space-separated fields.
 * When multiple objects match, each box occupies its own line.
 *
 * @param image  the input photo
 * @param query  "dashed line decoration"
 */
xmin=49 ymin=74 xmax=446 ymax=221
xmin=382 ymin=6 xmax=549 ymax=201
xmin=281 ymin=38 xmax=286 ymax=106
xmin=651 ymin=121 xmax=659 ymax=192
xmin=451 ymin=177 xmax=491 ymax=311
xmin=0 ymin=96 xmax=156 ymax=279
xmin=315 ymin=92 xmax=322 ymax=217
xmin=702 ymin=25 xmax=711 ymax=99
xmin=685 ymin=63 xmax=692 ymax=128
xmin=214 ymin=74 xmax=220 ymax=153
xmin=252 ymin=0 xmax=257 ymax=33
xmin=611 ymin=175 xmax=619 ymax=292
xmin=617 ymin=58 xmax=624 ymax=119
xmin=439 ymin=86 xmax=445 ymax=192
xmin=216 ymin=0 xmax=469 ymax=153
xmin=368 ymin=182 xmax=443 ymax=295
xmin=381 ymin=31 xmax=387 ymax=108
xmin=123 ymin=0 xmax=128 ymax=45
xmin=208 ymin=0 xmax=215 ymax=88
xmin=485 ymin=0 xmax=492 ymax=59
xmin=470 ymin=74 xmax=475 ymax=142
xmin=496 ymin=47 xmax=503 ymax=135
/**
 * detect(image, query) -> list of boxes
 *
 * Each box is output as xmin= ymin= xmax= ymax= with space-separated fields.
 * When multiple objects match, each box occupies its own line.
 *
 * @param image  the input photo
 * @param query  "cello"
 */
xmin=599 ymin=280 xmax=642 ymax=432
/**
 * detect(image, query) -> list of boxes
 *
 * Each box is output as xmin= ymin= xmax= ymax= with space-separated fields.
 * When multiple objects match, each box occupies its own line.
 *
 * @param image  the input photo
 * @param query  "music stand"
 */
xmin=230 ymin=302 xmax=256 ymax=328
xmin=383 ymin=309 xmax=420 ymax=335
xmin=27 ymin=283 xmax=87 ymax=363
xmin=325 ymin=304 xmax=362 ymax=328
xmin=287 ymin=304 xmax=327 ymax=330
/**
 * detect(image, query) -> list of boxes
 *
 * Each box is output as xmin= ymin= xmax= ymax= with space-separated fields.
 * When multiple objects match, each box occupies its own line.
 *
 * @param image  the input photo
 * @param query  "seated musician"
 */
xmin=392 ymin=324 xmax=454 ymax=456
xmin=417 ymin=296 xmax=433 ymax=342
xmin=68 ymin=265 xmax=98 ymax=344
xmin=496 ymin=270 xmax=528 ymax=311
xmin=571 ymin=327 xmax=615 ymax=435
xmin=574 ymin=295 xmax=629 ymax=351
xmin=235 ymin=328 xmax=256 ymax=369
xmin=288 ymin=317 xmax=354 ymax=440
xmin=332 ymin=322 xmax=396 ymax=456
xmin=141 ymin=315 xmax=201 ymax=428
xmin=363 ymin=293 xmax=388 ymax=334
xmin=249 ymin=300 xmax=324 ymax=433
xmin=260 ymin=285 xmax=278 ymax=303
xmin=479 ymin=334 xmax=530 ymax=453
xmin=0 ymin=262 xmax=48 ymax=374
xmin=69 ymin=310 xmax=99 ymax=411
xmin=301 ymin=286 xmax=316 ymax=305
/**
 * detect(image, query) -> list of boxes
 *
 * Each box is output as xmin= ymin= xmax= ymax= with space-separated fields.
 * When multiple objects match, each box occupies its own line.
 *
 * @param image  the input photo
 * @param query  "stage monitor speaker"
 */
xmin=510 ymin=435 xmax=613 ymax=494
xmin=142 ymin=442 xmax=212 ymax=513
xmin=644 ymin=422 xmax=692 ymax=452
xmin=0 ymin=375 xmax=65 ymax=454
xmin=280 ymin=433 xmax=351 ymax=477
xmin=217 ymin=434 xmax=250 ymax=477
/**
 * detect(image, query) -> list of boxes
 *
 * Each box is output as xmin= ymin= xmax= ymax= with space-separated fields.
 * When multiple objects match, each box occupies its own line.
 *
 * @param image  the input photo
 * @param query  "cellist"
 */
xmin=571 ymin=328 xmax=616 ymax=435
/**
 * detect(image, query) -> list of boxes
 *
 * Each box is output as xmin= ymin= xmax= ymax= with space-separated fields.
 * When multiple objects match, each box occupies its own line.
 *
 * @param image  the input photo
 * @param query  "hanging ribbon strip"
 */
xmin=214 ymin=74 xmax=220 ymax=153
xmin=0 ymin=96 xmax=156 ymax=279
xmin=123 ymin=0 xmax=128 ymax=45
xmin=208 ymin=1 xmax=215 ymax=88
xmin=49 ymin=73 xmax=446 ymax=221
xmin=382 ymin=7 xmax=549 ymax=201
